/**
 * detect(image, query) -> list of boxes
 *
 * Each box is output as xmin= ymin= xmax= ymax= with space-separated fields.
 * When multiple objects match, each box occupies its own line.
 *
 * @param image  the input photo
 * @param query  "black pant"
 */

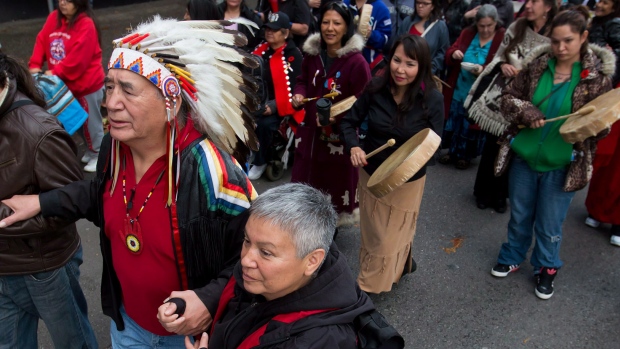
xmin=473 ymin=133 xmax=508 ymax=203
xmin=254 ymin=114 xmax=281 ymax=166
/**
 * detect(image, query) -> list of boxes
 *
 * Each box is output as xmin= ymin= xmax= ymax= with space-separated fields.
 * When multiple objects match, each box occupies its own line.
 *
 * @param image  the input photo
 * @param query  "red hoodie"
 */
xmin=29 ymin=11 xmax=104 ymax=99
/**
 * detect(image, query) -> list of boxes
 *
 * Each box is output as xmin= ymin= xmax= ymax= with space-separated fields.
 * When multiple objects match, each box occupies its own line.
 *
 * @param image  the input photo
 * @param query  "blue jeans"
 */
xmin=0 ymin=245 xmax=97 ymax=349
xmin=445 ymin=100 xmax=486 ymax=161
xmin=110 ymin=305 xmax=188 ymax=348
xmin=497 ymin=157 xmax=575 ymax=269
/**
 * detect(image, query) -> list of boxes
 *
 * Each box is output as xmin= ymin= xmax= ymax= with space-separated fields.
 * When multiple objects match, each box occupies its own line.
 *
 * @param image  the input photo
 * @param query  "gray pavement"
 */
xmin=1 ymin=1 xmax=619 ymax=347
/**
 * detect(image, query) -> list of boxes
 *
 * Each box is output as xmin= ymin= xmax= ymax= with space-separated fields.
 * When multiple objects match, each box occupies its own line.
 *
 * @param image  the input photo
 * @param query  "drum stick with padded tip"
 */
xmin=365 ymin=139 xmax=396 ymax=159
xmin=302 ymin=91 xmax=340 ymax=103
xmin=518 ymin=105 xmax=596 ymax=129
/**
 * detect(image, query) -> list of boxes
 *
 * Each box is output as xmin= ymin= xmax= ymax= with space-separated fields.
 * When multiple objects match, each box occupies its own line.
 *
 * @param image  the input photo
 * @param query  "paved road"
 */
xmin=1 ymin=1 xmax=619 ymax=347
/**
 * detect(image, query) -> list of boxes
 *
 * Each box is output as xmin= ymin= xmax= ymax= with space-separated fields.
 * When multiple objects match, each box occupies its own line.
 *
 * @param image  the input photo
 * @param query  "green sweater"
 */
xmin=511 ymin=59 xmax=581 ymax=172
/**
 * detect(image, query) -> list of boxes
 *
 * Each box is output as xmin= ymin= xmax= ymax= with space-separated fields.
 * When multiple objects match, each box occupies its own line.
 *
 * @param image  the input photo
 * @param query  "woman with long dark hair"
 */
xmin=29 ymin=0 xmax=105 ymax=173
xmin=465 ymin=0 xmax=557 ymax=213
xmin=291 ymin=1 xmax=371 ymax=226
xmin=340 ymin=35 xmax=444 ymax=294
xmin=491 ymin=7 xmax=614 ymax=299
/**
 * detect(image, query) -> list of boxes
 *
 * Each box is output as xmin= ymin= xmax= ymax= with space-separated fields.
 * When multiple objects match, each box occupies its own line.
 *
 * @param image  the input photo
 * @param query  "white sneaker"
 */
xmin=247 ymin=164 xmax=267 ymax=180
xmin=81 ymin=153 xmax=92 ymax=163
xmin=611 ymin=235 xmax=620 ymax=247
xmin=83 ymin=157 xmax=98 ymax=173
xmin=585 ymin=216 xmax=600 ymax=228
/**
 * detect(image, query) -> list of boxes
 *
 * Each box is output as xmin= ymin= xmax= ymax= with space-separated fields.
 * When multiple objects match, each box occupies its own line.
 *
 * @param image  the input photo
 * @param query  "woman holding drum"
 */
xmin=466 ymin=0 xmax=557 ymax=213
xmin=340 ymin=35 xmax=444 ymax=294
xmin=490 ymin=8 xmax=614 ymax=300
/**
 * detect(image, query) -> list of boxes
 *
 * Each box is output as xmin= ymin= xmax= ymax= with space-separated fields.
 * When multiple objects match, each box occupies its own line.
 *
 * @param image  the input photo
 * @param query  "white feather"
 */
xmin=112 ymin=15 xmax=258 ymax=155
xmin=229 ymin=17 xmax=260 ymax=36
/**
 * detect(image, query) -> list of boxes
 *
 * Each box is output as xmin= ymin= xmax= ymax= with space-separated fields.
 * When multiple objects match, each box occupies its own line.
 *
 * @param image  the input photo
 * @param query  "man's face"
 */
xmin=240 ymin=216 xmax=322 ymax=301
xmin=104 ymin=69 xmax=170 ymax=147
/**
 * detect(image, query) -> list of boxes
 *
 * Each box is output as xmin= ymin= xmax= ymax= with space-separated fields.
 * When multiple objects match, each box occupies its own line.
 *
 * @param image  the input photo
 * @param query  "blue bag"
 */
xmin=33 ymin=74 xmax=88 ymax=135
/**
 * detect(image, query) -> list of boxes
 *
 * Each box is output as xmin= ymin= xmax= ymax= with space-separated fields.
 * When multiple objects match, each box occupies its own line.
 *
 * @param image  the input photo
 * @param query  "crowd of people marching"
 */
xmin=0 ymin=0 xmax=619 ymax=347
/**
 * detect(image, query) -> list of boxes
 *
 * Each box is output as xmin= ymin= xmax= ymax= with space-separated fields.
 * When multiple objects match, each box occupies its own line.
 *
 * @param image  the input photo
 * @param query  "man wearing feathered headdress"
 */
xmin=0 ymin=16 xmax=261 ymax=346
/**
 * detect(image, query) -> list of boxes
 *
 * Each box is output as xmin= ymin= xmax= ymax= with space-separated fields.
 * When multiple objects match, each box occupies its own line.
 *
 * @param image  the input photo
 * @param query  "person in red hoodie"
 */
xmin=29 ymin=0 xmax=105 ymax=173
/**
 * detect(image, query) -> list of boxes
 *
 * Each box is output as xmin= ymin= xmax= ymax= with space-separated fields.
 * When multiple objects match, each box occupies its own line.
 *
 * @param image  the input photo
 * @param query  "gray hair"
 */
xmin=475 ymin=4 xmax=501 ymax=26
xmin=249 ymin=183 xmax=337 ymax=259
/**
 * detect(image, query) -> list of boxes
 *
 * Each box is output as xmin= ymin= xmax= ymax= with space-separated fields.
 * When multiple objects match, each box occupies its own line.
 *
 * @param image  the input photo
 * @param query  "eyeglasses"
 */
xmin=416 ymin=2 xmax=432 ymax=7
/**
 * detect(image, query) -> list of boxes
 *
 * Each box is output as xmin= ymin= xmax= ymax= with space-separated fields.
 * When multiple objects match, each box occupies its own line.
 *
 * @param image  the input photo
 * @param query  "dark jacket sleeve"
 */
xmin=39 ymin=178 xmax=100 ymax=225
xmin=431 ymin=22 xmax=450 ymax=75
xmin=292 ymin=0 xmax=312 ymax=27
xmin=293 ymin=55 xmax=310 ymax=98
xmin=0 ymin=129 xmax=83 ymax=238
xmin=193 ymin=210 xmax=249 ymax=317
xmin=340 ymin=91 xmax=372 ymax=153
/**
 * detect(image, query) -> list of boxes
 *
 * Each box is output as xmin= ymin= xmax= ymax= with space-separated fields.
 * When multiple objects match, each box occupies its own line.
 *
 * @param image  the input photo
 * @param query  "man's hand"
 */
xmin=452 ymin=50 xmax=464 ymax=60
xmin=185 ymin=332 xmax=208 ymax=349
xmin=29 ymin=68 xmax=42 ymax=74
xmin=0 ymin=195 xmax=41 ymax=228
xmin=157 ymin=290 xmax=212 ymax=336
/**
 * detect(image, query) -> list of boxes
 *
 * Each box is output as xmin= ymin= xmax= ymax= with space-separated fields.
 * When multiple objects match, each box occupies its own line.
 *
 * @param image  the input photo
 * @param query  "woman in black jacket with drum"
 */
xmin=340 ymin=34 xmax=444 ymax=294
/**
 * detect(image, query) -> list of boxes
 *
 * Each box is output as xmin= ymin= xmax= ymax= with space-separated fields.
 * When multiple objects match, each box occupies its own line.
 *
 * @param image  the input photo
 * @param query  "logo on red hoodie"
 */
xmin=50 ymin=38 xmax=66 ymax=62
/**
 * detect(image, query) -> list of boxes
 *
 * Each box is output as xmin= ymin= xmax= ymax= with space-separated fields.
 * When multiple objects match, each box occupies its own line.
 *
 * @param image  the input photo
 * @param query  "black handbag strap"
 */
xmin=0 ymin=99 xmax=36 ymax=120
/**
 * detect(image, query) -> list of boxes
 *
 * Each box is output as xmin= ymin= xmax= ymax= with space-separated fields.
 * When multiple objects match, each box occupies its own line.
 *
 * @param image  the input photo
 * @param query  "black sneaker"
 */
xmin=491 ymin=263 xmax=520 ymax=277
xmin=535 ymin=267 xmax=558 ymax=300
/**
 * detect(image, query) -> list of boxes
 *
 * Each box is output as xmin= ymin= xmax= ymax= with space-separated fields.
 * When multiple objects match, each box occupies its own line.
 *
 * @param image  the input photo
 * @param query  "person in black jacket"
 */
xmin=589 ymin=0 xmax=620 ymax=86
xmin=340 ymin=34 xmax=444 ymax=294
xmin=191 ymin=183 xmax=378 ymax=349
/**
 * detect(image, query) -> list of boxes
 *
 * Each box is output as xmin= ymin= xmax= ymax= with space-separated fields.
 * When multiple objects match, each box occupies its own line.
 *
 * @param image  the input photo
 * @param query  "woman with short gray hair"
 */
xmin=201 ymin=183 xmax=390 ymax=348
xmin=441 ymin=4 xmax=505 ymax=170
xmin=249 ymin=183 xmax=337 ymax=258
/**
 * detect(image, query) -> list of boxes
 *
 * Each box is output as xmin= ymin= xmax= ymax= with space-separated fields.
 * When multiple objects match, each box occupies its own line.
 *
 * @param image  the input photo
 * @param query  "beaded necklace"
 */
xmin=120 ymin=155 xmax=166 ymax=254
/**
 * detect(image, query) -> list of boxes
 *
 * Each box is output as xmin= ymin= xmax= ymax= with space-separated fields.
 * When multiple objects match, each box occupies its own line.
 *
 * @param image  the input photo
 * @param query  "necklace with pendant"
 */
xmin=120 ymin=155 xmax=165 ymax=254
